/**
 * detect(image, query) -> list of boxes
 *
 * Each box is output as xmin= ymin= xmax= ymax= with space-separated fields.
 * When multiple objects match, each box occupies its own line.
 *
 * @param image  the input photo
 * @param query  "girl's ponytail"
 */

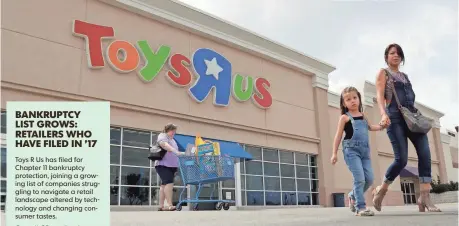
xmin=340 ymin=93 xmax=348 ymax=115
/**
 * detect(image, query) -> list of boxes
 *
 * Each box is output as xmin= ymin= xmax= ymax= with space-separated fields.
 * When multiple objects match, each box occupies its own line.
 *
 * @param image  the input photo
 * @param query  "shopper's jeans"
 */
xmin=384 ymin=117 xmax=432 ymax=184
xmin=344 ymin=147 xmax=374 ymax=210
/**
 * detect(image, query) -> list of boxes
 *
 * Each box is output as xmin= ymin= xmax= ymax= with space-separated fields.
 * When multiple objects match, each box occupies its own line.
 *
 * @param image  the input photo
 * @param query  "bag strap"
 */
xmin=154 ymin=134 xmax=159 ymax=144
xmin=150 ymin=134 xmax=161 ymax=149
xmin=384 ymin=69 xmax=402 ymax=110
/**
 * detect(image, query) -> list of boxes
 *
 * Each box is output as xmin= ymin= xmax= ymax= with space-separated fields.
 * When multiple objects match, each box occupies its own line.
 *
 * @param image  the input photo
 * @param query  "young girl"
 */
xmin=331 ymin=86 xmax=384 ymax=216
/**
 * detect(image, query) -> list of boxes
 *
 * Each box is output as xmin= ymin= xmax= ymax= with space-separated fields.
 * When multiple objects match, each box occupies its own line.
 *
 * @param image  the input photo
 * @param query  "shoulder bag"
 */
xmin=147 ymin=134 xmax=167 ymax=161
xmin=385 ymin=69 xmax=434 ymax=134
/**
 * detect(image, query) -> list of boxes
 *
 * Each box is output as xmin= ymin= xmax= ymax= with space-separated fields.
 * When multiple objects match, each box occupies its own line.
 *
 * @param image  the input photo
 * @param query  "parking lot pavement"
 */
xmin=109 ymin=203 xmax=457 ymax=226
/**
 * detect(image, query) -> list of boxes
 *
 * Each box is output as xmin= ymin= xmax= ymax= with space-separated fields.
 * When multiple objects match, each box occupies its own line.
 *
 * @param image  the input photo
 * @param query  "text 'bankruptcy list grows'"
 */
xmin=6 ymin=102 xmax=110 ymax=226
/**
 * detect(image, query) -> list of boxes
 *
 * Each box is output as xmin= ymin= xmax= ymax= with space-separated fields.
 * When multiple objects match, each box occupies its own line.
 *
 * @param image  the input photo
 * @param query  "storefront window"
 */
xmin=245 ymin=146 xmax=262 ymax=160
xmin=110 ymin=127 xmax=121 ymax=145
xmin=121 ymin=147 xmax=150 ymax=167
xmin=310 ymin=155 xmax=317 ymax=167
xmin=241 ymin=146 xmax=319 ymax=206
xmin=310 ymin=167 xmax=317 ymax=179
xmin=246 ymin=175 xmax=264 ymax=190
xmin=245 ymin=161 xmax=263 ymax=175
xmin=296 ymin=166 xmax=309 ymax=178
xmin=280 ymin=164 xmax=295 ymax=177
xmin=298 ymin=193 xmax=311 ymax=205
xmin=110 ymin=146 xmax=121 ymax=165
xmin=121 ymin=167 xmax=149 ymax=186
xmin=263 ymin=148 xmax=278 ymax=162
xmin=282 ymin=178 xmax=296 ymax=191
xmin=110 ymin=166 xmax=120 ymax=185
xmin=222 ymin=179 xmax=235 ymax=189
xmin=1 ymin=148 xmax=6 ymax=179
xmin=1 ymin=180 xmax=6 ymax=210
xmin=295 ymin=152 xmax=309 ymax=165
xmin=312 ymin=193 xmax=319 ymax=205
xmin=297 ymin=179 xmax=311 ymax=192
xmin=282 ymin=192 xmax=297 ymax=205
xmin=265 ymin=192 xmax=281 ymax=205
xmin=122 ymin=129 xmax=150 ymax=148
xmin=246 ymin=191 xmax=264 ymax=205
xmin=1 ymin=111 xmax=7 ymax=211
xmin=150 ymin=187 xmax=159 ymax=206
xmin=110 ymin=186 xmax=119 ymax=205
xmin=280 ymin=151 xmax=294 ymax=164
xmin=0 ymin=111 xmax=6 ymax=134
xmin=263 ymin=163 xmax=279 ymax=176
xmin=120 ymin=186 xmax=149 ymax=205
xmin=0 ymin=181 xmax=5 ymax=193
xmin=264 ymin=177 xmax=280 ymax=191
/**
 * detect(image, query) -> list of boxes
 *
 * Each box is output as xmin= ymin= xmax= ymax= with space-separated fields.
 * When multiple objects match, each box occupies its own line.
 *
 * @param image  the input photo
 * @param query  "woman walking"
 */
xmin=372 ymin=43 xmax=440 ymax=212
xmin=155 ymin=123 xmax=183 ymax=211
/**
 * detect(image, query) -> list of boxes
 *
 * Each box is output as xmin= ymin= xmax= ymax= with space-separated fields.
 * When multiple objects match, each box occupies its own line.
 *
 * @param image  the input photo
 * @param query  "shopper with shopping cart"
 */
xmin=174 ymin=136 xmax=235 ymax=211
xmin=151 ymin=126 xmax=236 ymax=211
xmin=154 ymin=123 xmax=184 ymax=211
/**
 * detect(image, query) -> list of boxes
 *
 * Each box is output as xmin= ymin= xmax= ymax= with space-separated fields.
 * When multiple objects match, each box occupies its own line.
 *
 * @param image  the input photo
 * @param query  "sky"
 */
xmin=176 ymin=0 xmax=458 ymax=132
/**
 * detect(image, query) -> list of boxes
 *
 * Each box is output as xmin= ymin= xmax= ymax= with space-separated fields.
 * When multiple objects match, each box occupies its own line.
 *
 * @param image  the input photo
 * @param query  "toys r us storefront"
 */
xmin=1 ymin=0 xmax=451 ymax=210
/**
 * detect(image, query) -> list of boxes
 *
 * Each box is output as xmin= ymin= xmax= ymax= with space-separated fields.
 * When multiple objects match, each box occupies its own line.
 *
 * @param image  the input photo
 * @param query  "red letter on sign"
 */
xmin=72 ymin=20 xmax=114 ymax=68
xmin=167 ymin=53 xmax=192 ymax=86
xmin=252 ymin=78 xmax=273 ymax=109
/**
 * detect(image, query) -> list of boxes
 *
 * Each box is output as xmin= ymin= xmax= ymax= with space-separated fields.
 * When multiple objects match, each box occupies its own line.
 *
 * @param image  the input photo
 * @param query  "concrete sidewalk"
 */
xmin=2 ymin=203 xmax=457 ymax=226
xmin=110 ymin=203 xmax=458 ymax=226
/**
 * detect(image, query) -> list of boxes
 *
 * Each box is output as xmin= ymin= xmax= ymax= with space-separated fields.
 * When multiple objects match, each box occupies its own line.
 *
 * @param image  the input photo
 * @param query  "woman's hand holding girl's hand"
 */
xmin=380 ymin=113 xmax=391 ymax=127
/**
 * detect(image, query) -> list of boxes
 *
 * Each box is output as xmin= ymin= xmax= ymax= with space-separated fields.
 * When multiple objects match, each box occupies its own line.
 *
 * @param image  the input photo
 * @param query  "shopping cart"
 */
xmin=175 ymin=155 xmax=235 ymax=211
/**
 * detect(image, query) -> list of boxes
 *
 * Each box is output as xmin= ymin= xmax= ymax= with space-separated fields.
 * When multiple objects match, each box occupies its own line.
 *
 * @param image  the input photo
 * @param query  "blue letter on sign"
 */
xmin=188 ymin=48 xmax=232 ymax=106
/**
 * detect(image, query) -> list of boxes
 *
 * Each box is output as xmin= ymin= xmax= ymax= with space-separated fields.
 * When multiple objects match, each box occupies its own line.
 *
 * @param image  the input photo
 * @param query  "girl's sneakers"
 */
xmin=355 ymin=208 xmax=375 ymax=216
xmin=348 ymin=192 xmax=374 ymax=216
xmin=348 ymin=196 xmax=356 ymax=213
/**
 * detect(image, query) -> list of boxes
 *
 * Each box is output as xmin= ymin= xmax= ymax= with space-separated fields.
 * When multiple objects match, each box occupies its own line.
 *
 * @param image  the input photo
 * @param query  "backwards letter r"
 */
xmin=189 ymin=48 xmax=232 ymax=106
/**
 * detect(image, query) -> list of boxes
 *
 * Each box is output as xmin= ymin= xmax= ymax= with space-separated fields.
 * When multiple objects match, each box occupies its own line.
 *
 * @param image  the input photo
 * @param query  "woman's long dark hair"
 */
xmin=340 ymin=86 xmax=363 ymax=115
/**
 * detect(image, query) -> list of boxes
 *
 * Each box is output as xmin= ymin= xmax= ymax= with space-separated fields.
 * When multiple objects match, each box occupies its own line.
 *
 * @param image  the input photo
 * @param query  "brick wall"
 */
xmin=430 ymin=191 xmax=458 ymax=204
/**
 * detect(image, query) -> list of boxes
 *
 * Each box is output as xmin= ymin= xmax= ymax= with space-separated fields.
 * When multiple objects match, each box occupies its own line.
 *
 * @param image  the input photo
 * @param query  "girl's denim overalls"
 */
xmin=342 ymin=112 xmax=374 ymax=211
xmin=384 ymin=70 xmax=432 ymax=184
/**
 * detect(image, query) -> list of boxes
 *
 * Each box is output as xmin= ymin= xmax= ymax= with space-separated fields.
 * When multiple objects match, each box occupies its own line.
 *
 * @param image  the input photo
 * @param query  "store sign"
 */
xmin=72 ymin=20 xmax=272 ymax=108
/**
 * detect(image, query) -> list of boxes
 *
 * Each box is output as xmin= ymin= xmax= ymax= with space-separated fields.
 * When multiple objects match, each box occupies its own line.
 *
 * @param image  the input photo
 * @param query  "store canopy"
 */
xmin=400 ymin=166 xmax=418 ymax=177
xmin=173 ymin=134 xmax=253 ymax=160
